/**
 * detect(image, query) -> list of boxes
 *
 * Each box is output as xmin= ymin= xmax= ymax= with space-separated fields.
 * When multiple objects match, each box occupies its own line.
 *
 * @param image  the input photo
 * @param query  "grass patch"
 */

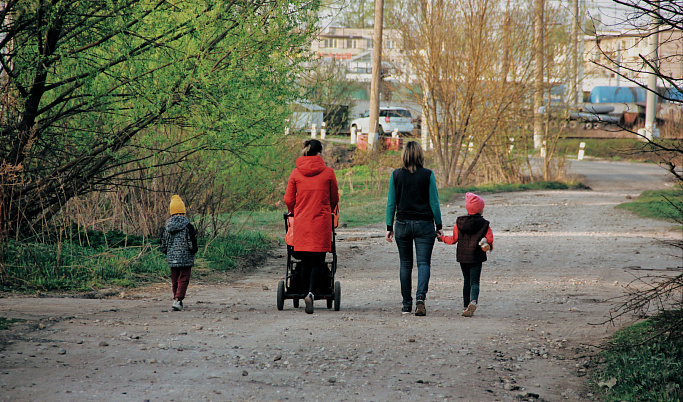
xmin=0 ymin=317 xmax=24 ymax=330
xmin=224 ymin=210 xmax=287 ymax=235
xmin=201 ymin=232 xmax=274 ymax=272
xmin=557 ymin=138 xmax=644 ymax=159
xmin=593 ymin=319 xmax=683 ymax=401
xmin=617 ymin=189 xmax=683 ymax=223
xmin=0 ymin=230 xmax=275 ymax=292
xmin=0 ymin=240 xmax=168 ymax=292
xmin=339 ymin=193 xmax=388 ymax=228
xmin=556 ymin=138 xmax=678 ymax=162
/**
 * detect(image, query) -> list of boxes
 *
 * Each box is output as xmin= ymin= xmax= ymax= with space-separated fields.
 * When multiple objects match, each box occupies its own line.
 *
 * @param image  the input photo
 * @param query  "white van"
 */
xmin=350 ymin=107 xmax=414 ymax=136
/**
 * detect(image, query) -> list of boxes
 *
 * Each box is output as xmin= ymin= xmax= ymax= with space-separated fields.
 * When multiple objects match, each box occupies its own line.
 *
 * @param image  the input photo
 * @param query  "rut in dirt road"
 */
xmin=1 ymin=160 xmax=680 ymax=401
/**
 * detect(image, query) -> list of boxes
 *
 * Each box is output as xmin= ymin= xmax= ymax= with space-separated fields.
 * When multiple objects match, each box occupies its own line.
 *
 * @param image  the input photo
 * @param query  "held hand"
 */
xmin=385 ymin=230 xmax=394 ymax=243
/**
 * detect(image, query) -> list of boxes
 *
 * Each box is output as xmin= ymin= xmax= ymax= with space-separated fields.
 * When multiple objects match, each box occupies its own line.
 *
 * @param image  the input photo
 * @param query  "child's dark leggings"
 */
xmin=299 ymin=252 xmax=326 ymax=294
xmin=460 ymin=262 xmax=482 ymax=308
xmin=171 ymin=266 xmax=192 ymax=301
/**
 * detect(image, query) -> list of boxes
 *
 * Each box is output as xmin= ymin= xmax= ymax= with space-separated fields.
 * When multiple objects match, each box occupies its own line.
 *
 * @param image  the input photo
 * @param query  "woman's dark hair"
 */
xmin=302 ymin=139 xmax=323 ymax=156
xmin=401 ymin=141 xmax=424 ymax=173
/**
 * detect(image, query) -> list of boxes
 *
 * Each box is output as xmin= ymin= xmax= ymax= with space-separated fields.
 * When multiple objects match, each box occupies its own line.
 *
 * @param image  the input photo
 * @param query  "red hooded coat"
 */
xmin=284 ymin=155 xmax=339 ymax=252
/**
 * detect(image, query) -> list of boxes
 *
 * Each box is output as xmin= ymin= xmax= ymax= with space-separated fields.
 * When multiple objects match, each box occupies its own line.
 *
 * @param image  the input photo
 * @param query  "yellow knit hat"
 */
xmin=169 ymin=195 xmax=186 ymax=215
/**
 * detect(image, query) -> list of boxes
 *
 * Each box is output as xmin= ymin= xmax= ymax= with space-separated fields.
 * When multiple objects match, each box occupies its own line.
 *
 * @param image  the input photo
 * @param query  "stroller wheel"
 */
xmin=327 ymin=298 xmax=333 ymax=309
xmin=334 ymin=281 xmax=341 ymax=311
xmin=277 ymin=281 xmax=285 ymax=311
xmin=293 ymin=298 xmax=300 ymax=308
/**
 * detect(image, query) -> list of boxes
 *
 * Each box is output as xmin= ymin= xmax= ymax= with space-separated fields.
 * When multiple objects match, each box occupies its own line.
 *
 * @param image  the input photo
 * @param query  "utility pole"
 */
xmin=368 ymin=0 xmax=384 ymax=151
xmin=533 ymin=0 xmax=545 ymax=149
xmin=569 ymin=0 xmax=580 ymax=105
xmin=639 ymin=0 xmax=660 ymax=140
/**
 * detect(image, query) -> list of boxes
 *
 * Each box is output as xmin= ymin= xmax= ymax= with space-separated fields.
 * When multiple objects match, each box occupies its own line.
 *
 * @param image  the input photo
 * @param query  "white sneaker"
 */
xmin=172 ymin=300 xmax=183 ymax=311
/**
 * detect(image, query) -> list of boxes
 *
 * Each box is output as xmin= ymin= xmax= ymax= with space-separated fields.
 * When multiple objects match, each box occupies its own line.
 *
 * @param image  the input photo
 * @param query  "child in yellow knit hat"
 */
xmin=160 ymin=195 xmax=198 ymax=311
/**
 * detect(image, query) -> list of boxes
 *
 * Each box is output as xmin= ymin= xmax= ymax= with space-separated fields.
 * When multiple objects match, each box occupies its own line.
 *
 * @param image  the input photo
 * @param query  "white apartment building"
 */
xmin=583 ymin=28 xmax=683 ymax=91
xmin=311 ymin=26 xmax=407 ymax=83
xmin=311 ymin=24 xmax=682 ymax=114
xmin=311 ymin=26 xmax=414 ymax=116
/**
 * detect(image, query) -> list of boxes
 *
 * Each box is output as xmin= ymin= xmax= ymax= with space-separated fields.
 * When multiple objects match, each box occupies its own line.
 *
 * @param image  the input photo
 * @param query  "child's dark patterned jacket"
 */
xmin=160 ymin=215 xmax=198 ymax=267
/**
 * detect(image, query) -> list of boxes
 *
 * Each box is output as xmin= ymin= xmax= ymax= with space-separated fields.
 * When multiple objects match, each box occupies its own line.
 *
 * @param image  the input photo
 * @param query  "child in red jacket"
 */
xmin=440 ymin=193 xmax=494 ymax=317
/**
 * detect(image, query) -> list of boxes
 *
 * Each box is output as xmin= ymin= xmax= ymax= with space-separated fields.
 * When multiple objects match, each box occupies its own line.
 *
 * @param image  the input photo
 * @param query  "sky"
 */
xmin=582 ymin=0 xmax=640 ymax=29
xmin=321 ymin=0 xmax=638 ymax=29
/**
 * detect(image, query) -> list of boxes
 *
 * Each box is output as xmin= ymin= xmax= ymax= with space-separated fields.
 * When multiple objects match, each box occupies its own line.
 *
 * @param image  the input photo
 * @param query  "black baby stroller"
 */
xmin=277 ymin=209 xmax=340 ymax=311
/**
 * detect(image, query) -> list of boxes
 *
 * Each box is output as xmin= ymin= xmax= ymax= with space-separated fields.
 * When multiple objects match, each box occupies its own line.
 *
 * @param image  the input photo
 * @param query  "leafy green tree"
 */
xmin=0 ymin=0 xmax=319 ymax=239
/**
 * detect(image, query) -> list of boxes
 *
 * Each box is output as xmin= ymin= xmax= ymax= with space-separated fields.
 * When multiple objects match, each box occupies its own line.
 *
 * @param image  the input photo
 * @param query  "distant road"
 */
xmin=567 ymin=158 xmax=673 ymax=191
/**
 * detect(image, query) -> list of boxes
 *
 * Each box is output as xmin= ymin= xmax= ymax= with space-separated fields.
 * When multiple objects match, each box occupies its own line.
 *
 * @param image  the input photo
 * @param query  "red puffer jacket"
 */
xmin=284 ymin=155 xmax=339 ymax=252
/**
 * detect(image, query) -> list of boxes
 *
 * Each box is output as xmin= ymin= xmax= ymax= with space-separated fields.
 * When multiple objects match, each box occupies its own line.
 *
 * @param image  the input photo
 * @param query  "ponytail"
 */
xmin=302 ymin=139 xmax=323 ymax=156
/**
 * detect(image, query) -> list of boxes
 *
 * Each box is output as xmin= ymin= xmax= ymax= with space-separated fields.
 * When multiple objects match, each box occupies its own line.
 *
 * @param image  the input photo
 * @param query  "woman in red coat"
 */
xmin=284 ymin=139 xmax=339 ymax=314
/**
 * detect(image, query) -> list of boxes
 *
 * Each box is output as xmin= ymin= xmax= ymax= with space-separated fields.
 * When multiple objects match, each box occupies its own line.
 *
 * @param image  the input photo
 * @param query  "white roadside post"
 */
xmin=320 ymin=122 xmax=326 ymax=139
xmin=350 ymin=126 xmax=357 ymax=144
xmin=578 ymin=142 xmax=586 ymax=160
xmin=392 ymin=128 xmax=399 ymax=138
xmin=311 ymin=123 xmax=317 ymax=139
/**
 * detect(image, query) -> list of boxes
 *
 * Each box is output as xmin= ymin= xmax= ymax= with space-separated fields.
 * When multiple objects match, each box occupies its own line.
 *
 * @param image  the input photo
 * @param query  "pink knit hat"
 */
xmin=465 ymin=192 xmax=485 ymax=214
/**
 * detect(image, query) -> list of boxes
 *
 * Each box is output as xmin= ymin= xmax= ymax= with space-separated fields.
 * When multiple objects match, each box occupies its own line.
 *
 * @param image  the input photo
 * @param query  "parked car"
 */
xmin=349 ymin=107 xmax=414 ymax=136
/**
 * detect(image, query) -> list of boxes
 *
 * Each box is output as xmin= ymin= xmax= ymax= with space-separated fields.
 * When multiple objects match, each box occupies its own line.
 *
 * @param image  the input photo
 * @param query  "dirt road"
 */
xmin=1 ymin=159 xmax=680 ymax=401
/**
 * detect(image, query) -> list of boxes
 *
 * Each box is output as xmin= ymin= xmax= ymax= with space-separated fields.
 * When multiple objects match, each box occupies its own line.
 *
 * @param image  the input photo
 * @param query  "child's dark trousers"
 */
xmin=171 ymin=266 xmax=192 ymax=301
xmin=460 ymin=262 xmax=482 ymax=308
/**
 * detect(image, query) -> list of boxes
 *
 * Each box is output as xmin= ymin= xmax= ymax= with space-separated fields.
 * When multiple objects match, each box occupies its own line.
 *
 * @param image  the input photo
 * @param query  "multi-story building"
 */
xmin=310 ymin=26 xmax=413 ymax=117
xmin=583 ymin=28 xmax=683 ymax=91
xmin=313 ymin=25 xmax=682 ymax=93
xmin=311 ymin=26 xmax=405 ymax=81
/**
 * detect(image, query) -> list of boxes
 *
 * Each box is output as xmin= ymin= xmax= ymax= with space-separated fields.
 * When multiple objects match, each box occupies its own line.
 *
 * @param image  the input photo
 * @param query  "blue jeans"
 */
xmin=460 ymin=262 xmax=482 ymax=308
xmin=394 ymin=220 xmax=436 ymax=307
